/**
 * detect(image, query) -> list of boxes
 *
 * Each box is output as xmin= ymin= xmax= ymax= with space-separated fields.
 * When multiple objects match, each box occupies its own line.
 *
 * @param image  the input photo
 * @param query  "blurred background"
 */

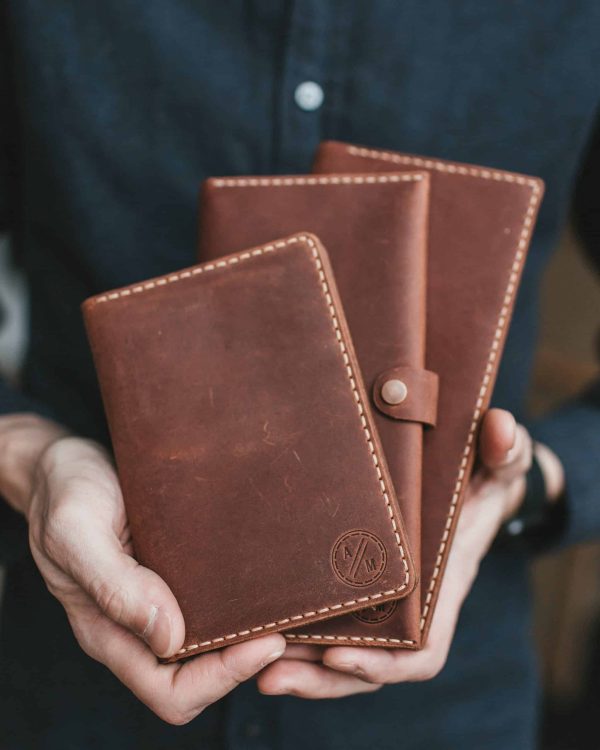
xmin=531 ymin=225 xmax=600 ymax=749
xmin=0 ymin=224 xmax=598 ymax=748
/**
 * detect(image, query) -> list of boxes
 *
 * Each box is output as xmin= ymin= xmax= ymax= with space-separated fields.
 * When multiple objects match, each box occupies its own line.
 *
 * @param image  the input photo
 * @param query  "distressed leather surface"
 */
xmin=82 ymin=233 xmax=415 ymax=660
xmin=314 ymin=142 xmax=544 ymax=644
xmin=199 ymin=174 xmax=430 ymax=647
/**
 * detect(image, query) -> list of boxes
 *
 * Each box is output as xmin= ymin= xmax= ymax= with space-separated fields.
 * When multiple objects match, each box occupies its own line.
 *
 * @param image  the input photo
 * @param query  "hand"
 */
xmin=257 ymin=408 xmax=564 ymax=699
xmin=0 ymin=415 xmax=285 ymax=724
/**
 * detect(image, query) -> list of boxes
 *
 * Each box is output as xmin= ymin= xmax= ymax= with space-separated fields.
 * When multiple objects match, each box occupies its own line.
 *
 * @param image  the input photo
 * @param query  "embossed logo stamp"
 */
xmin=352 ymin=599 xmax=398 ymax=624
xmin=332 ymin=531 xmax=387 ymax=587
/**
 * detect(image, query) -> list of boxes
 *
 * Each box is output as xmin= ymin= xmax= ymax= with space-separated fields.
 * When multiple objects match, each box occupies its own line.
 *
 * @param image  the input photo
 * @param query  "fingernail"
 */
xmin=142 ymin=605 xmax=159 ymax=639
xmin=261 ymin=647 xmax=285 ymax=668
xmin=143 ymin=605 xmax=173 ymax=657
xmin=501 ymin=419 xmax=518 ymax=464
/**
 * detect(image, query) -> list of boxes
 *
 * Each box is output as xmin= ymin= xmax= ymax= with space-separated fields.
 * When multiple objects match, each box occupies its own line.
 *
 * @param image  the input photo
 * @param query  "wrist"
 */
xmin=0 ymin=413 xmax=70 ymax=518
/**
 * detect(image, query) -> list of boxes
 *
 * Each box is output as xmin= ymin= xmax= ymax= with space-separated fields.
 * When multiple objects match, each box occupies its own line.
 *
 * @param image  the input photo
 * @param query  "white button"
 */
xmin=506 ymin=518 xmax=525 ymax=536
xmin=294 ymin=81 xmax=324 ymax=111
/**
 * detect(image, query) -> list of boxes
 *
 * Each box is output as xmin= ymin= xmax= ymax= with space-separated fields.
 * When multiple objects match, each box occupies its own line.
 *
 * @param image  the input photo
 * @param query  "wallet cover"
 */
xmin=314 ymin=141 xmax=544 ymax=644
xmin=199 ymin=172 xmax=433 ymax=647
xmin=82 ymin=233 xmax=415 ymax=660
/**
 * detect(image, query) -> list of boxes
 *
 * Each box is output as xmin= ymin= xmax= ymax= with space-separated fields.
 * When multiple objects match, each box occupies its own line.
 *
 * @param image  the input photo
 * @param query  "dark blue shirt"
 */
xmin=1 ymin=2 xmax=599 ymax=748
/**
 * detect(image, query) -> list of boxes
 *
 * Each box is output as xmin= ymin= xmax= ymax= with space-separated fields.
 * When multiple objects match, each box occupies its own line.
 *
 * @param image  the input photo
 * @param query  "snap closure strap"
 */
xmin=372 ymin=366 xmax=439 ymax=427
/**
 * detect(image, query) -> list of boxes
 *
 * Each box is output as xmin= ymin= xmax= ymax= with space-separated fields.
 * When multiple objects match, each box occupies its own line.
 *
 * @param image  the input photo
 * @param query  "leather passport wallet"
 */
xmin=313 ymin=141 xmax=544 ymax=644
xmin=199 ymin=172 xmax=434 ymax=647
xmin=82 ymin=232 xmax=416 ymax=661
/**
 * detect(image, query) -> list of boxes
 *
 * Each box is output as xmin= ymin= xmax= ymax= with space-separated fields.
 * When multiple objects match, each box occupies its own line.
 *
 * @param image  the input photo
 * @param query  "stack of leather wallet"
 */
xmin=83 ymin=141 xmax=544 ymax=662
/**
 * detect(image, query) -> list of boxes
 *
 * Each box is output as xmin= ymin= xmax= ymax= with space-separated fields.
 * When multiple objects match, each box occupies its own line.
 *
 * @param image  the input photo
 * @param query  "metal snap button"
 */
xmin=381 ymin=379 xmax=408 ymax=405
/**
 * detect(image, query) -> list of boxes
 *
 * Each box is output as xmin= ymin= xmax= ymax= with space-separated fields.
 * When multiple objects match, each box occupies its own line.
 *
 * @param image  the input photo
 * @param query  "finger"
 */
xmin=534 ymin=441 xmax=565 ymax=499
xmin=323 ymin=644 xmax=438 ymax=684
xmin=322 ymin=570 xmax=463 ymax=685
xmin=72 ymin=601 xmax=285 ymax=725
xmin=175 ymin=634 xmax=287 ymax=709
xmin=258 ymin=659 xmax=381 ymax=699
xmin=44 ymin=497 xmax=185 ymax=658
xmin=322 ymin=563 xmax=462 ymax=684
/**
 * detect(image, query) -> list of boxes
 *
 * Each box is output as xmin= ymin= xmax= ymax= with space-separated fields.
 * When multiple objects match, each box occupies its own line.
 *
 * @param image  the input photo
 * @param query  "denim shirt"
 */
xmin=1 ymin=2 xmax=599 ymax=748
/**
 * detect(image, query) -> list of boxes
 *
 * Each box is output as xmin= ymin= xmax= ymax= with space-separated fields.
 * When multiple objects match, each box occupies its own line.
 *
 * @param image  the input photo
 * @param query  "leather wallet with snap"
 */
xmin=199 ymin=172 xmax=433 ymax=647
xmin=82 ymin=232 xmax=416 ymax=661
xmin=313 ymin=141 xmax=544 ymax=644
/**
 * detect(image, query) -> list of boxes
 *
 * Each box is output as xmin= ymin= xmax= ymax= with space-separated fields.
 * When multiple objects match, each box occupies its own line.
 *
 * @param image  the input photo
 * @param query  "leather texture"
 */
xmin=314 ymin=141 xmax=544 ymax=644
xmin=199 ymin=173 xmax=431 ymax=647
xmin=82 ymin=233 xmax=416 ymax=660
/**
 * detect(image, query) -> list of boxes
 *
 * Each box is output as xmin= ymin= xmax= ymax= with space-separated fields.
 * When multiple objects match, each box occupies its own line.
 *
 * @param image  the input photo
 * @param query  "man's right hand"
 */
xmin=0 ymin=414 xmax=285 ymax=725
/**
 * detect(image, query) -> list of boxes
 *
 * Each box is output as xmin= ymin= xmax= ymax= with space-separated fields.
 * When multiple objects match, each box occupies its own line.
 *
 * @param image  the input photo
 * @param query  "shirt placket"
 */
xmin=272 ymin=0 xmax=333 ymax=173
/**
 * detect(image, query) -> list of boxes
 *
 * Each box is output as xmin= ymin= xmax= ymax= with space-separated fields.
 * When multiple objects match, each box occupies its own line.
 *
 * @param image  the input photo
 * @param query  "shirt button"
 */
xmin=294 ymin=81 xmax=324 ymax=111
xmin=506 ymin=518 xmax=525 ymax=536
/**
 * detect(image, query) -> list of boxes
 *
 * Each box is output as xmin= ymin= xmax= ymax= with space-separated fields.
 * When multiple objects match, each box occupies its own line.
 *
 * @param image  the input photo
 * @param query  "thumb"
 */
xmin=478 ymin=409 xmax=532 ymax=485
xmin=74 ymin=537 xmax=185 ymax=658
xmin=31 ymin=436 xmax=185 ymax=658
xmin=478 ymin=408 xmax=517 ymax=469
xmin=44 ymin=496 xmax=185 ymax=658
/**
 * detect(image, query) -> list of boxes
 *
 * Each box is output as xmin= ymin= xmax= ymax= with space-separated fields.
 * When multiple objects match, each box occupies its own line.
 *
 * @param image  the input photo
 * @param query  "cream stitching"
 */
xmin=345 ymin=146 xmax=540 ymax=187
xmin=91 ymin=234 xmax=410 ymax=654
xmin=342 ymin=145 xmax=541 ymax=631
xmin=211 ymin=174 xmax=424 ymax=188
xmin=284 ymin=633 xmax=417 ymax=646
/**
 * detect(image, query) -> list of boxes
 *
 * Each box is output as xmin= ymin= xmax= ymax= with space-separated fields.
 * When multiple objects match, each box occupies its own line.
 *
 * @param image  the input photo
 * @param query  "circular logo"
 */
xmin=352 ymin=599 xmax=398 ymax=624
xmin=332 ymin=531 xmax=387 ymax=587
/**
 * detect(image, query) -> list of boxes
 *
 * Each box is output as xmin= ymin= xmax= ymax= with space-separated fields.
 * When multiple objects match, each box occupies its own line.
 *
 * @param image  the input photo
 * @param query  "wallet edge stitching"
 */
xmin=209 ymin=174 xmax=425 ymax=187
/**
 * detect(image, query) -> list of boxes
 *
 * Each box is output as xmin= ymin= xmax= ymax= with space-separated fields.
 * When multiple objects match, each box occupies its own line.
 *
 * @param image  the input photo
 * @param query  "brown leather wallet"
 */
xmin=82 ymin=232 xmax=416 ymax=660
xmin=199 ymin=172 xmax=433 ymax=647
xmin=313 ymin=141 xmax=544 ymax=644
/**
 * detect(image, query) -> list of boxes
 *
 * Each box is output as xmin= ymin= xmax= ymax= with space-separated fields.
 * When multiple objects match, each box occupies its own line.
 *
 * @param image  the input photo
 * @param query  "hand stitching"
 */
xmin=210 ymin=174 xmax=424 ymax=188
xmin=345 ymin=146 xmax=539 ymax=188
xmin=284 ymin=633 xmax=417 ymax=645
